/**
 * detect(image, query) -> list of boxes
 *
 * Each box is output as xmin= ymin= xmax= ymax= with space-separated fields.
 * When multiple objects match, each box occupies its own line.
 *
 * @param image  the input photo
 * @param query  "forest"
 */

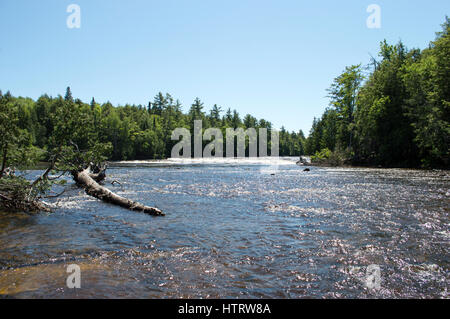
xmin=0 ymin=18 xmax=449 ymax=171
xmin=306 ymin=18 xmax=449 ymax=168
xmin=0 ymin=89 xmax=306 ymax=165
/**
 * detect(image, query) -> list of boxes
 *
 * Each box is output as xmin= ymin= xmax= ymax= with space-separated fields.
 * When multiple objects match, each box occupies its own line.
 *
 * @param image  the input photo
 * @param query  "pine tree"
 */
xmin=90 ymin=97 xmax=96 ymax=110
xmin=64 ymin=87 xmax=73 ymax=102
xmin=189 ymin=98 xmax=204 ymax=120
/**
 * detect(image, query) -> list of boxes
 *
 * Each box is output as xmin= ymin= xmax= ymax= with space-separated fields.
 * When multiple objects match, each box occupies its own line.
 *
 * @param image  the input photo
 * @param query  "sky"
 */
xmin=0 ymin=0 xmax=449 ymax=134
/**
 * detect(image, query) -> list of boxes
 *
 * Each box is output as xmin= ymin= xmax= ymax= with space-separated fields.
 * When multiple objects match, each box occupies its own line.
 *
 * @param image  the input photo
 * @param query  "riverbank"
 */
xmin=307 ymin=161 xmax=450 ymax=173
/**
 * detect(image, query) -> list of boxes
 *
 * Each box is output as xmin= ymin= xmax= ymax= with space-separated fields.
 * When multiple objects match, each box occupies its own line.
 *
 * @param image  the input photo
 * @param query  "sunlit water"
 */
xmin=0 ymin=158 xmax=449 ymax=298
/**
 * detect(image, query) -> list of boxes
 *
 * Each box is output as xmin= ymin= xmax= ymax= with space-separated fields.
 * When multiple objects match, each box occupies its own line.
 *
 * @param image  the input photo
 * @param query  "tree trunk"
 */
xmin=88 ymin=163 xmax=107 ymax=183
xmin=72 ymin=166 xmax=164 ymax=216
xmin=0 ymin=143 xmax=7 ymax=178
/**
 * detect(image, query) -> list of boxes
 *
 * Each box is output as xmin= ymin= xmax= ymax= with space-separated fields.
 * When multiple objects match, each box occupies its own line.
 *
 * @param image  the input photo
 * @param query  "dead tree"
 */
xmin=71 ymin=165 xmax=164 ymax=216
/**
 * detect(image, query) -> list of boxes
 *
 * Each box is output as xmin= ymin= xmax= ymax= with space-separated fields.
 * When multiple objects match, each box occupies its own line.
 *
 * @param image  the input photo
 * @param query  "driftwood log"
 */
xmin=72 ymin=165 xmax=164 ymax=216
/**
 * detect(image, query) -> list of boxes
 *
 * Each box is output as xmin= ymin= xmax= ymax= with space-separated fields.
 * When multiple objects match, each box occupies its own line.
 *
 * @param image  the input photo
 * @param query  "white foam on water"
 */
xmin=112 ymin=157 xmax=300 ymax=167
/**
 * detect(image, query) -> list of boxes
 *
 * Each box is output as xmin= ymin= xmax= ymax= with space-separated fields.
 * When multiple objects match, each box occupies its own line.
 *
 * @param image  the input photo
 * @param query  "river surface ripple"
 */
xmin=0 ymin=160 xmax=449 ymax=298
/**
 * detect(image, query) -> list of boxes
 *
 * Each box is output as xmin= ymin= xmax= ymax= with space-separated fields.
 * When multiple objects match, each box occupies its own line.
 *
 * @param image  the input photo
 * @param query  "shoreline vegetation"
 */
xmin=1 ymin=18 xmax=449 ymax=213
xmin=307 ymin=18 xmax=449 ymax=170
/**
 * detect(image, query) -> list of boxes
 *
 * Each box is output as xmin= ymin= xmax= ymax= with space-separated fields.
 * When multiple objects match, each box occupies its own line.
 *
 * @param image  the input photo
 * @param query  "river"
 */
xmin=0 ymin=158 xmax=448 ymax=298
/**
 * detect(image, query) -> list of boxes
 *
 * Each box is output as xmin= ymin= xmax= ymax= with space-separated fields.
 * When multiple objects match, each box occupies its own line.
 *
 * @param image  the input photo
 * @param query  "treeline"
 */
xmin=2 ymin=18 xmax=448 ymax=168
xmin=0 ymin=89 xmax=306 ymax=163
xmin=305 ymin=18 xmax=449 ymax=168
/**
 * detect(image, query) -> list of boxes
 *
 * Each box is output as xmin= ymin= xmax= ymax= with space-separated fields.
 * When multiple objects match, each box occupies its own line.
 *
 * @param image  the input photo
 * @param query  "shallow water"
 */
xmin=0 ymin=158 xmax=449 ymax=298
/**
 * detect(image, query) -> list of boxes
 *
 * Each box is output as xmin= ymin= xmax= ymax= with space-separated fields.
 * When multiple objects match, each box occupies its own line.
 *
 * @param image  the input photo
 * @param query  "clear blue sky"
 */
xmin=0 ymin=0 xmax=448 ymax=134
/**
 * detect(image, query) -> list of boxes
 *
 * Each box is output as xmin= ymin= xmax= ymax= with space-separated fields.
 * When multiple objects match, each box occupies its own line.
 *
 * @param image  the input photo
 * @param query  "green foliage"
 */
xmin=310 ymin=148 xmax=350 ymax=167
xmin=306 ymin=18 xmax=450 ymax=169
xmin=0 ymin=88 xmax=115 ymax=210
xmin=328 ymin=65 xmax=364 ymax=150
xmin=311 ymin=148 xmax=332 ymax=162
xmin=0 ymin=90 xmax=307 ymax=164
xmin=0 ymin=92 xmax=44 ymax=171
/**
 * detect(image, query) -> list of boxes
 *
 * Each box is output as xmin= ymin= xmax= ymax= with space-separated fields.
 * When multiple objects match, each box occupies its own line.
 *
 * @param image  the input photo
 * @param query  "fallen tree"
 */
xmin=0 ymin=162 xmax=164 ymax=216
xmin=0 ymin=188 xmax=50 ymax=212
xmin=72 ymin=164 xmax=164 ymax=216
xmin=0 ymin=172 xmax=51 ymax=213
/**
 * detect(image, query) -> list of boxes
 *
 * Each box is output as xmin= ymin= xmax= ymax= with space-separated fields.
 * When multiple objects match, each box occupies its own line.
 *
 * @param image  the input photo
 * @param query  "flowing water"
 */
xmin=0 ymin=158 xmax=449 ymax=298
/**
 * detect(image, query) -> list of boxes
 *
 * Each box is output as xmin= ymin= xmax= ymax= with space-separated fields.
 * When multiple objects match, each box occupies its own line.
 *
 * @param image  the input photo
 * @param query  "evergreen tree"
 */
xmin=64 ymin=87 xmax=73 ymax=102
